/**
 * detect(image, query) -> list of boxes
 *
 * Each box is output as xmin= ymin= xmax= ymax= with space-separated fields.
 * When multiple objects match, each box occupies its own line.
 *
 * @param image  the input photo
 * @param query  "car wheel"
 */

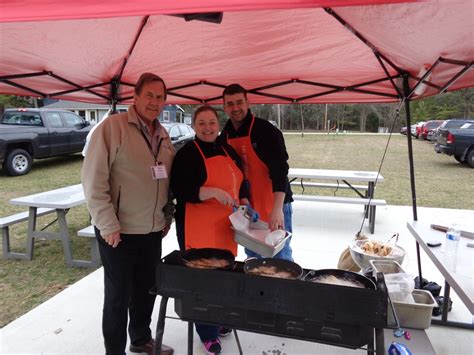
xmin=466 ymin=149 xmax=474 ymax=168
xmin=4 ymin=149 xmax=32 ymax=176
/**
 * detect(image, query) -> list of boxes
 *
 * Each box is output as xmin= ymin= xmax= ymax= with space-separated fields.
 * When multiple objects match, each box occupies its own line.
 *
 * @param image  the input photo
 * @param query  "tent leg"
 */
xmin=403 ymin=75 xmax=422 ymax=284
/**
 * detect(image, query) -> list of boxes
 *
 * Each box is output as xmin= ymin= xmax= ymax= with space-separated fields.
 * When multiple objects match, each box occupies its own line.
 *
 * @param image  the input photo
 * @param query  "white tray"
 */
xmin=232 ymin=220 xmax=290 ymax=257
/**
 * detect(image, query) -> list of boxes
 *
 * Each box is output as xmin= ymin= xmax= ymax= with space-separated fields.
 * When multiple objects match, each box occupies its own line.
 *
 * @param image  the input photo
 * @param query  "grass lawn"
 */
xmin=0 ymin=134 xmax=472 ymax=326
xmin=286 ymin=133 xmax=473 ymax=209
xmin=0 ymin=155 xmax=92 ymax=326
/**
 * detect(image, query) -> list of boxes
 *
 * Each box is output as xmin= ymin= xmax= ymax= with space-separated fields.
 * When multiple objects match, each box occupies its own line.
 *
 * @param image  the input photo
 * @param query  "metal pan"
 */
xmin=304 ymin=269 xmax=376 ymax=289
xmin=179 ymin=248 xmax=235 ymax=270
xmin=244 ymin=258 xmax=303 ymax=279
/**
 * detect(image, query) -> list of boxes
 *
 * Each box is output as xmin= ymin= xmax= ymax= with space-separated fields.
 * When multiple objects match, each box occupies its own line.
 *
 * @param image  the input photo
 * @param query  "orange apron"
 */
xmin=226 ymin=115 xmax=274 ymax=222
xmin=184 ymin=141 xmax=243 ymax=255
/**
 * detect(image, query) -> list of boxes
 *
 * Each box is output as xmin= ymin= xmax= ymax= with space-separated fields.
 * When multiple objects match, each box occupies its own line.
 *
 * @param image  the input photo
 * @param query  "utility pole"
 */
xmin=324 ymin=103 xmax=328 ymax=131
xmin=300 ymin=105 xmax=304 ymax=138
xmin=277 ymin=104 xmax=281 ymax=129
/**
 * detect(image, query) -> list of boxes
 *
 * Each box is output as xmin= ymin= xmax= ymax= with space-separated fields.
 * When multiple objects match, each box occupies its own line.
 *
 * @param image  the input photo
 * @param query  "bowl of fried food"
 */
xmin=349 ymin=238 xmax=406 ymax=270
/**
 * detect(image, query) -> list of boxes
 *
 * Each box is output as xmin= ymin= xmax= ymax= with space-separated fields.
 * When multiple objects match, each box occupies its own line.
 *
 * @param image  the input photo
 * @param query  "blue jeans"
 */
xmin=245 ymin=203 xmax=293 ymax=261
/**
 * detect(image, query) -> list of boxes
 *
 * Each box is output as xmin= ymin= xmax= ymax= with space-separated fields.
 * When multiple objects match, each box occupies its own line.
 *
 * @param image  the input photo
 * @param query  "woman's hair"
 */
xmin=193 ymin=105 xmax=219 ymax=123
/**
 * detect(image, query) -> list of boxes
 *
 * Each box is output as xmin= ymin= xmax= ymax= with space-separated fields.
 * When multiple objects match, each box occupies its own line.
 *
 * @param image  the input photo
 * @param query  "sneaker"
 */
xmin=203 ymin=338 xmax=221 ymax=354
xmin=218 ymin=327 xmax=232 ymax=337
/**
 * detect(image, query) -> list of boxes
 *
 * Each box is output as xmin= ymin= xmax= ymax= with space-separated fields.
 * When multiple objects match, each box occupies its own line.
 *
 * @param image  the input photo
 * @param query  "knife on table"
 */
xmin=430 ymin=224 xmax=474 ymax=240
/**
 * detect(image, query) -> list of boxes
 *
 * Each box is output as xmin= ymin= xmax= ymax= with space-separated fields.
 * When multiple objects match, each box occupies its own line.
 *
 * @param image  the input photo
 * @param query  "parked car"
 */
xmin=434 ymin=119 xmax=474 ymax=152
xmin=0 ymin=108 xmax=92 ymax=176
xmin=435 ymin=121 xmax=474 ymax=167
xmin=421 ymin=120 xmax=443 ymax=140
xmin=399 ymin=126 xmax=407 ymax=135
xmin=161 ymin=122 xmax=195 ymax=151
xmin=413 ymin=121 xmax=425 ymax=138
xmin=410 ymin=124 xmax=417 ymax=136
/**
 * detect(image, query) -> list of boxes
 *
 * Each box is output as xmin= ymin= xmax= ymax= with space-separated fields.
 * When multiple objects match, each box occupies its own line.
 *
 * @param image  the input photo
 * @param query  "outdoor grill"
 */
xmin=153 ymin=251 xmax=397 ymax=355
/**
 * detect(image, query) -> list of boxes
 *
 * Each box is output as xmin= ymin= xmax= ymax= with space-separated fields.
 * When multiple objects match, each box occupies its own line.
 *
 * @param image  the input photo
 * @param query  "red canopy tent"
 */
xmin=0 ymin=0 xmax=472 ymax=105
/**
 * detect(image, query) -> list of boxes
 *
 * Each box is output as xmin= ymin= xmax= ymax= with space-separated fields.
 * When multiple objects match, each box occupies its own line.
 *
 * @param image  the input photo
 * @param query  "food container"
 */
xmin=369 ymin=260 xmax=406 ymax=277
xmin=349 ymin=239 xmax=406 ymax=270
xmin=392 ymin=289 xmax=437 ymax=329
xmin=232 ymin=218 xmax=290 ymax=257
xmin=229 ymin=207 xmax=290 ymax=257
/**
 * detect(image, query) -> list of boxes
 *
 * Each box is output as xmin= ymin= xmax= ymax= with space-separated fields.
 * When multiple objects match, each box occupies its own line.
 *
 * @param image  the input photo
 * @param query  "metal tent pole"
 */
xmin=402 ymin=75 xmax=423 ymax=285
xmin=110 ymin=78 xmax=120 ymax=114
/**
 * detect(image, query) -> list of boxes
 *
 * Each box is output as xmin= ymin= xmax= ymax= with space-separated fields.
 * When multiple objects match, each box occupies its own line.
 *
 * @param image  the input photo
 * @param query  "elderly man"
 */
xmin=82 ymin=73 xmax=175 ymax=355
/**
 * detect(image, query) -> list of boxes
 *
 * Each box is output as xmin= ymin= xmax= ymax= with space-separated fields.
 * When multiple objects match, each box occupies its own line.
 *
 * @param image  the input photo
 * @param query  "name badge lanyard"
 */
xmin=139 ymin=128 xmax=163 ymax=163
xmin=139 ymin=128 xmax=167 ymax=179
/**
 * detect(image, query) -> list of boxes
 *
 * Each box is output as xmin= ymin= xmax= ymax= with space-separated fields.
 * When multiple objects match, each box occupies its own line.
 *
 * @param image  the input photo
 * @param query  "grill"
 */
xmin=153 ymin=251 xmax=398 ymax=355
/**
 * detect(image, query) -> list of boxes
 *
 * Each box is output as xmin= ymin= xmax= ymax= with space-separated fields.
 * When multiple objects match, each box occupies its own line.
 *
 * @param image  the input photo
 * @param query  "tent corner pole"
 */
xmin=402 ymin=75 xmax=423 ymax=286
xmin=110 ymin=78 xmax=120 ymax=114
xmin=402 ymin=76 xmax=418 ymax=221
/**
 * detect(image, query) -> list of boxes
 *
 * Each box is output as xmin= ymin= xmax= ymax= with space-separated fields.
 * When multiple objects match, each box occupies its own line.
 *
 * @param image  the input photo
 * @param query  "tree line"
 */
xmin=1 ymin=88 xmax=472 ymax=132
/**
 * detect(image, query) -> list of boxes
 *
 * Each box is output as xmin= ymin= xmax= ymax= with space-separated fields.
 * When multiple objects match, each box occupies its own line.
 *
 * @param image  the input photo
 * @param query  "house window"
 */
xmin=78 ymin=110 xmax=86 ymax=118
xmin=163 ymin=111 xmax=170 ymax=122
xmin=176 ymin=111 xmax=183 ymax=123
xmin=90 ymin=111 xmax=96 ymax=123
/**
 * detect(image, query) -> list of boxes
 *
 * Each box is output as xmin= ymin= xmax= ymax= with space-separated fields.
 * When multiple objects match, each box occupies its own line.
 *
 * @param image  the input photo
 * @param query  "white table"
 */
xmin=289 ymin=168 xmax=384 ymax=197
xmin=289 ymin=168 xmax=384 ymax=229
xmin=289 ymin=168 xmax=384 ymax=183
xmin=10 ymin=184 xmax=89 ymax=267
xmin=407 ymin=221 xmax=474 ymax=329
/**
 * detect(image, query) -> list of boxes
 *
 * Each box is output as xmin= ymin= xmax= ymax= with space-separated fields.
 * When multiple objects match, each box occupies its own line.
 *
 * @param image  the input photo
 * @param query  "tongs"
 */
xmin=386 ymin=233 xmax=399 ymax=245
xmin=233 ymin=204 xmax=260 ymax=223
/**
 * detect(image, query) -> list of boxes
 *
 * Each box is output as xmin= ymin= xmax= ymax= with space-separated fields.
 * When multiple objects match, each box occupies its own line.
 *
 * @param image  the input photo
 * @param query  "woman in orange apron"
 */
xmin=170 ymin=105 xmax=248 ymax=355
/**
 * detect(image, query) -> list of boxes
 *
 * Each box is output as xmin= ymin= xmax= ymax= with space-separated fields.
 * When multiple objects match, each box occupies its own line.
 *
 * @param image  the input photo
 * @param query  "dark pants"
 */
xmin=95 ymin=227 xmax=162 ymax=355
xmin=195 ymin=323 xmax=219 ymax=342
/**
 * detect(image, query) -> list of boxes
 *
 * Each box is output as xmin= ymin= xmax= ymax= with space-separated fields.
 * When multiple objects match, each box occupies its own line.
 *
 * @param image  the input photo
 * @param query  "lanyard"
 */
xmin=139 ymin=127 xmax=163 ymax=161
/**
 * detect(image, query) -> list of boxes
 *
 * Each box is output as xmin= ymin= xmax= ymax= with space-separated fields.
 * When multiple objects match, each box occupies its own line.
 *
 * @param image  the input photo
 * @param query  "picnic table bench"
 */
xmin=289 ymin=168 xmax=386 ymax=233
xmin=1 ymin=207 xmax=55 ymax=259
xmin=8 ymin=184 xmax=98 ymax=268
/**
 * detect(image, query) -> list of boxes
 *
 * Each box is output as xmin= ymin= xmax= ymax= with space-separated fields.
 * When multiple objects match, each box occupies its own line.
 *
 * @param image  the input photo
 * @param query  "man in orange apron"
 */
xmin=221 ymin=84 xmax=294 ymax=261
xmin=170 ymin=105 xmax=249 ymax=354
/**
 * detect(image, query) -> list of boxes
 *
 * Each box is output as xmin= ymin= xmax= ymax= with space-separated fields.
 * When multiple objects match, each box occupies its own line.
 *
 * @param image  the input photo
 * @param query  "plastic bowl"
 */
xmin=349 ymin=239 xmax=406 ymax=270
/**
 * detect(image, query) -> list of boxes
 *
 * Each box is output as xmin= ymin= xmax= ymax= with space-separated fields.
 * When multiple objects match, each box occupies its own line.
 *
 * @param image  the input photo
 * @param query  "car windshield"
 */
xmin=161 ymin=123 xmax=194 ymax=137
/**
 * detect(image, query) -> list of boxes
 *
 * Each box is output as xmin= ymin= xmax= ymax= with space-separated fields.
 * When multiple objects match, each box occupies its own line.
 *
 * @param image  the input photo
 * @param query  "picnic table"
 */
xmin=289 ymin=168 xmax=384 ymax=198
xmin=407 ymin=221 xmax=474 ymax=329
xmin=288 ymin=168 xmax=385 ymax=233
xmin=8 ymin=184 xmax=94 ymax=267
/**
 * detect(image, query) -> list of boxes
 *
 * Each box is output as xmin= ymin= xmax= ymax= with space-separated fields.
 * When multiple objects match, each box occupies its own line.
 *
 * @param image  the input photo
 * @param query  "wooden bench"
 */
xmin=1 ymin=208 xmax=55 ymax=259
xmin=76 ymin=225 xmax=100 ymax=268
xmin=292 ymin=194 xmax=387 ymax=234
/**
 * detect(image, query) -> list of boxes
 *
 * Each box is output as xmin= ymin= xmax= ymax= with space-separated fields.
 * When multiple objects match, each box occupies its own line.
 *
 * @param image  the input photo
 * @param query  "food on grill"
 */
xmin=184 ymin=258 xmax=230 ymax=269
xmin=311 ymin=275 xmax=365 ymax=288
xmin=246 ymin=265 xmax=295 ymax=279
xmin=360 ymin=240 xmax=393 ymax=257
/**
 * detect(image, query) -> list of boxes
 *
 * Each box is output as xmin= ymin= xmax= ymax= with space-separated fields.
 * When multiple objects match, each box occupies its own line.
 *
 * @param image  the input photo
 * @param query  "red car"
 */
xmin=421 ymin=120 xmax=443 ymax=140
xmin=414 ymin=121 xmax=425 ymax=138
